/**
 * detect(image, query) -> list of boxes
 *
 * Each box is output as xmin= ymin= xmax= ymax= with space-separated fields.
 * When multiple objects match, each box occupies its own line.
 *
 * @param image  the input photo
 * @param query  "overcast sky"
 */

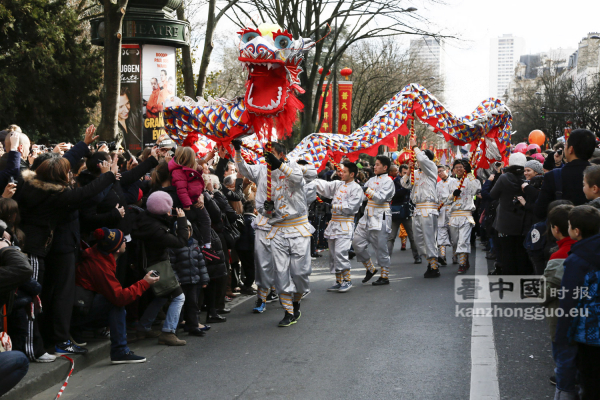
xmin=206 ymin=0 xmax=599 ymax=116
xmin=416 ymin=0 xmax=599 ymax=114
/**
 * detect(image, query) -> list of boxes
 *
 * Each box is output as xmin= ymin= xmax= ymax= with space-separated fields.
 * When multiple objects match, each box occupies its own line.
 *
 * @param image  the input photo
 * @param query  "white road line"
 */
xmin=470 ymin=248 xmax=500 ymax=400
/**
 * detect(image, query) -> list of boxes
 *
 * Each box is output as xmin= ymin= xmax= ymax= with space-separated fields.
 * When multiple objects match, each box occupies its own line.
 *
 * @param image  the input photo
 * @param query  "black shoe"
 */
xmin=424 ymin=268 xmax=441 ymax=278
xmin=362 ymin=268 xmax=378 ymax=283
xmin=438 ymin=256 xmax=447 ymax=266
xmin=348 ymin=250 xmax=356 ymax=260
xmin=266 ymin=290 xmax=279 ymax=303
xmin=311 ymin=253 xmax=322 ymax=258
xmin=207 ymin=313 xmax=227 ymax=323
xmin=414 ymin=257 xmax=422 ymax=264
xmin=278 ymin=311 xmax=297 ymax=327
xmin=549 ymin=376 xmax=556 ymax=386
xmin=372 ymin=277 xmax=390 ymax=286
xmin=111 ymin=351 xmax=146 ymax=364
xmin=217 ymin=308 xmax=231 ymax=314
xmin=240 ymin=286 xmax=257 ymax=295
xmin=485 ymin=251 xmax=496 ymax=260
xmin=293 ymin=302 xmax=301 ymax=321
xmin=188 ymin=328 xmax=206 ymax=337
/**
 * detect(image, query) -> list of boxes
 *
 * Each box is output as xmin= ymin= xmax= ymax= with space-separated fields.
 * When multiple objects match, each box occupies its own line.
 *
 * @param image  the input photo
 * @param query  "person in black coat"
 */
xmin=131 ymin=191 xmax=189 ymax=345
xmin=13 ymin=152 xmax=118 ymax=361
xmin=534 ymin=129 xmax=596 ymax=219
xmin=490 ymin=153 xmax=532 ymax=275
xmin=168 ymin=220 xmax=209 ymax=336
xmin=236 ymin=200 xmax=256 ymax=295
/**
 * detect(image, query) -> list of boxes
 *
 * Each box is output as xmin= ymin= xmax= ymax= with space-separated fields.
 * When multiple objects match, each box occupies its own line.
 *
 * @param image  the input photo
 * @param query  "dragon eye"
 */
xmin=274 ymin=35 xmax=290 ymax=49
xmin=242 ymin=32 xmax=260 ymax=43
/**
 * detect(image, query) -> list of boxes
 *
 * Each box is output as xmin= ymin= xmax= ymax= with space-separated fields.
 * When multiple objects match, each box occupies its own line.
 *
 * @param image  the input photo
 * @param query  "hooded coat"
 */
xmin=168 ymin=158 xmax=205 ymax=209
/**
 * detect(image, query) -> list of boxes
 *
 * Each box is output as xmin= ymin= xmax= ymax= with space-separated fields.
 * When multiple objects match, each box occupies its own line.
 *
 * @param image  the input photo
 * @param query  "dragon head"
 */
xmin=237 ymin=23 xmax=314 ymax=137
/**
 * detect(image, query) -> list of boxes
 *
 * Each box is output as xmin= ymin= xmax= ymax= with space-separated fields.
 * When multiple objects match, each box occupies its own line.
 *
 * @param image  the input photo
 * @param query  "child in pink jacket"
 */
xmin=169 ymin=147 xmax=211 ymax=247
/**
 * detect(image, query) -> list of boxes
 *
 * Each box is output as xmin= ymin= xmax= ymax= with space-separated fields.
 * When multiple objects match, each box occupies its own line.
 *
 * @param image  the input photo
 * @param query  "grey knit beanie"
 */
xmin=524 ymin=160 xmax=543 ymax=175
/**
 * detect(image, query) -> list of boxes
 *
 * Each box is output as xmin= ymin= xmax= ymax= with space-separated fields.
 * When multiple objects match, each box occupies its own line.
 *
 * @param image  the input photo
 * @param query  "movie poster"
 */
xmin=120 ymin=44 xmax=143 ymax=152
xmin=142 ymin=45 xmax=177 ymax=147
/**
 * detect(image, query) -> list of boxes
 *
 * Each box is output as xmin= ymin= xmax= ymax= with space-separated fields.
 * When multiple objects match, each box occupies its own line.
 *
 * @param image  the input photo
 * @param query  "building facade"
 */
xmin=489 ymin=34 xmax=525 ymax=100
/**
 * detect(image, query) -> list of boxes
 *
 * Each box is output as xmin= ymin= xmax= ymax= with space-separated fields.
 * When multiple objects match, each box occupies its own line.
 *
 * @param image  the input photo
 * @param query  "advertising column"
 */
xmin=120 ymin=44 xmax=142 ymax=152
xmin=142 ymin=45 xmax=177 ymax=147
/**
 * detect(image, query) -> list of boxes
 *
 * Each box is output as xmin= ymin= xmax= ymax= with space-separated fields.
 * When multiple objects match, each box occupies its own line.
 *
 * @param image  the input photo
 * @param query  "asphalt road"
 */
xmin=30 ymin=241 xmax=556 ymax=400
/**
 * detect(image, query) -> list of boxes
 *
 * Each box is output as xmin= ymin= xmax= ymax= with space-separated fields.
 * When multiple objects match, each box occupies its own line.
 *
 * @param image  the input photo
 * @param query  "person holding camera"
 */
xmin=72 ymin=227 xmax=158 ymax=364
xmin=490 ymin=152 xmax=532 ymax=275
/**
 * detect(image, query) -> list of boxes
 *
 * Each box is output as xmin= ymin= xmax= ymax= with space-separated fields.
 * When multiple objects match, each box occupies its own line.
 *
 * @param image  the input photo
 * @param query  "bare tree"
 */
xmin=224 ymin=0 xmax=452 ymax=138
xmin=195 ymin=0 xmax=239 ymax=98
xmin=97 ymin=0 xmax=129 ymax=141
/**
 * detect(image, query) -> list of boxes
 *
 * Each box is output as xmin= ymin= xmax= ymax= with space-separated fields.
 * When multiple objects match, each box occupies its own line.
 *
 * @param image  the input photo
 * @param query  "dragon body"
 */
xmin=164 ymin=25 xmax=512 ymax=171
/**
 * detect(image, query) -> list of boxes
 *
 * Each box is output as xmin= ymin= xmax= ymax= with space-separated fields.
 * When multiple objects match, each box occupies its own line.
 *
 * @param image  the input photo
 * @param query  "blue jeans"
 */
xmin=71 ymin=294 xmax=130 ymax=359
xmin=0 ymin=351 xmax=29 ymax=396
xmin=552 ymin=341 xmax=579 ymax=394
xmin=138 ymin=294 xmax=185 ymax=334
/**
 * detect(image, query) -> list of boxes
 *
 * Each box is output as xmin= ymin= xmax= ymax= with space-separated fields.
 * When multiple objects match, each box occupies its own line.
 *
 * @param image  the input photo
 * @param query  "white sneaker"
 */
xmin=35 ymin=352 xmax=57 ymax=363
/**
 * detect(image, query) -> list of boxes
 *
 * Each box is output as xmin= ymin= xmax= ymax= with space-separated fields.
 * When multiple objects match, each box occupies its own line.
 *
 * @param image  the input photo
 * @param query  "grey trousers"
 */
xmin=449 ymin=217 xmax=473 ymax=254
xmin=328 ymin=236 xmax=352 ymax=273
xmin=271 ymin=234 xmax=311 ymax=294
xmin=254 ymin=229 xmax=274 ymax=291
xmin=387 ymin=217 xmax=419 ymax=259
xmin=413 ymin=213 xmax=438 ymax=259
xmin=353 ymin=222 xmax=391 ymax=269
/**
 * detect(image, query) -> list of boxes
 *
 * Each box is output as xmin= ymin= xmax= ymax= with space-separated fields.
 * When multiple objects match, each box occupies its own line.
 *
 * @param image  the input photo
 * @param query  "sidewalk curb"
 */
xmin=3 ymin=340 xmax=110 ymax=400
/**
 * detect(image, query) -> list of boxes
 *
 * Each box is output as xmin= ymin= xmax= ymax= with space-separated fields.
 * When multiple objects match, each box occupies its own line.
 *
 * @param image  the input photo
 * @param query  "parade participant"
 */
xmin=233 ymin=140 xmax=312 ymax=327
xmin=311 ymin=161 xmax=364 ymax=292
xmin=401 ymin=136 xmax=440 ymax=278
xmin=352 ymin=155 xmax=395 ymax=285
xmin=436 ymin=165 xmax=456 ymax=265
xmin=445 ymin=159 xmax=481 ymax=274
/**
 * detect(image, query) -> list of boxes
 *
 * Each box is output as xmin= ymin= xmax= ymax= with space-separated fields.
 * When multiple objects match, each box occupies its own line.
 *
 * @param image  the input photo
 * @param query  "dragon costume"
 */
xmin=164 ymin=24 xmax=512 ymax=170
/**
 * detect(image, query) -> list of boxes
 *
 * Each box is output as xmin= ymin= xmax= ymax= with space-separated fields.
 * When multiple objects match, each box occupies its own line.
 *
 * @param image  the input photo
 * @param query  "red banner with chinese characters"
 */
xmin=338 ymin=81 xmax=353 ymax=134
xmin=318 ymin=82 xmax=333 ymax=133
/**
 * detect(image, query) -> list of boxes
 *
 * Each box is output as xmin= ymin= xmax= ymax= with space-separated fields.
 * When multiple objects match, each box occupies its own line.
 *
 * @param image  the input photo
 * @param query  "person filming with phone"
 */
xmin=72 ymin=227 xmax=159 ymax=364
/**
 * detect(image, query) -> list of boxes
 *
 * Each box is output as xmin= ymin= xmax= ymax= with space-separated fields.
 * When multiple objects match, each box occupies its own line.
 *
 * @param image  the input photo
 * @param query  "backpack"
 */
xmin=524 ymin=220 xmax=547 ymax=252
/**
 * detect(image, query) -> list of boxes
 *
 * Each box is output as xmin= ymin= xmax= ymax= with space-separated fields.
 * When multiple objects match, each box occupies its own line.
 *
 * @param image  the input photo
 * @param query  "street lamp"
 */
xmin=403 ymin=7 xmax=418 ymax=12
xmin=590 ymin=35 xmax=600 ymax=39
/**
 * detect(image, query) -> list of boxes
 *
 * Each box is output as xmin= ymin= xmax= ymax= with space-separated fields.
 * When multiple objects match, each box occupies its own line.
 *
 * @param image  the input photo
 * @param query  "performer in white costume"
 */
xmin=352 ymin=155 xmax=395 ymax=286
xmin=310 ymin=162 xmax=364 ymax=292
xmin=233 ymin=140 xmax=313 ymax=326
xmin=445 ymin=159 xmax=481 ymax=274
xmin=401 ymin=136 xmax=441 ymax=278
xmin=436 ymin=165 xmax=456 ymax=266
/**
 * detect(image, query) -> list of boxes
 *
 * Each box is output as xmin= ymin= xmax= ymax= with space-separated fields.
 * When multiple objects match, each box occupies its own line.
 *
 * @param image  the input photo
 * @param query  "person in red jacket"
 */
xmin=73 ymin=227 xmax=159 ymax=364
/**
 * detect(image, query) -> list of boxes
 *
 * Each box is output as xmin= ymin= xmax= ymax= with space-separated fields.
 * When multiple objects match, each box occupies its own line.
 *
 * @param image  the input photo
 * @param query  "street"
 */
xmin=31 ymin=243 xmax=555 ymax=400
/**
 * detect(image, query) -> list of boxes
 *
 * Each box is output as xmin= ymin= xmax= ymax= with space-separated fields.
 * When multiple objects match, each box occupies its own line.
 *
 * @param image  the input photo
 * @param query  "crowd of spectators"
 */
xmin=1 ymin=123 xmax=600 ymax=399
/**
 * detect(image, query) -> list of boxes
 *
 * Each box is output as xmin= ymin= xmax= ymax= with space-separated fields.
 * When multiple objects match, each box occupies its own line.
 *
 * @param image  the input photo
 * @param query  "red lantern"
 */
xmin=528 ymin=130 xmax=546 ymax=147
xmin=397 ymin=148 xmax=413 ymax=163
xmin=318 ymin=66 xmax=331 ymax=76
xmin=340 ymin=67 xmax=353 ymax=80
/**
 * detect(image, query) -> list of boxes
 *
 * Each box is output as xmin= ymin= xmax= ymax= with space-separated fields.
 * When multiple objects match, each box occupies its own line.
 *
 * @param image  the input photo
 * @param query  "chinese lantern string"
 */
xmin=265 ymin=141 xmax=272 ymax=204
xmin=408 ymin=115 xmax=416 ymax=185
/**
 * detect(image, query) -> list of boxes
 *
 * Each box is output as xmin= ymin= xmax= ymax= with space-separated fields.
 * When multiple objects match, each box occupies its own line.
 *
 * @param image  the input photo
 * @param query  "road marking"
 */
xmin=470 ymin=248 xmax=500 ymax=400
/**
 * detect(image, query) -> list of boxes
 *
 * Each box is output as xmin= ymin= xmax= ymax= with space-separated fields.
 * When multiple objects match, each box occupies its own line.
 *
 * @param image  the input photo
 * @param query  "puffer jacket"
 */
xmin=168 ymin=158 xmax=204 ymax=208
xmin=168 ymin=238 xmax=209 ymax=286
xmin=205 ymin=229 xmax=226 ymax=280
xmin=556 ymin=233 xmax=600 ymax=345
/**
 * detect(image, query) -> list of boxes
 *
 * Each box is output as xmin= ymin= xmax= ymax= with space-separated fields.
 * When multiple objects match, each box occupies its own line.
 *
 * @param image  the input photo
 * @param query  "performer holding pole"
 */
xmin=310 ymin=161 xmax=364 ymax=292
xmin=436 ymin=165 xmax=456 ymax=266
xmin=445 ymin=158 xmax=481 ymax=274
xmin=401 ymin=135 xmax=441 ymax=278
xmin=352 ymin=155 xmax=395 ymax=286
